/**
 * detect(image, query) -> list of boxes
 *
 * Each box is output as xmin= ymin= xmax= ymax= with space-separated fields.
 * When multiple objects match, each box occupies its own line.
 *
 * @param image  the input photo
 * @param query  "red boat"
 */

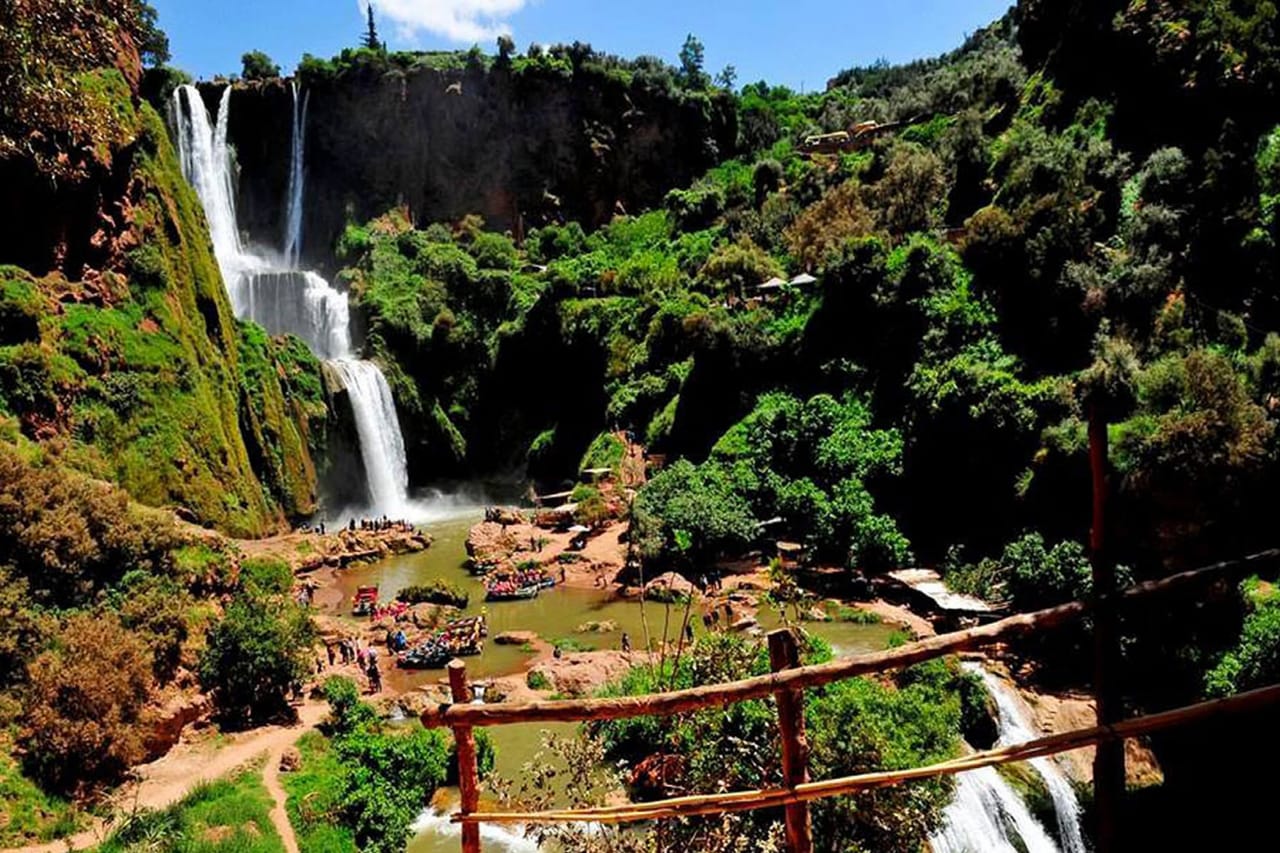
xmin=352 ymin=585 xmax=378 ymax=616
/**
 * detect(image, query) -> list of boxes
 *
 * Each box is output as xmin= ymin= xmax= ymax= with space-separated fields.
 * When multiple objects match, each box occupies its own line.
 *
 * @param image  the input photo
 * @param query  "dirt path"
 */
xmin=0 ymin=701 xmax=328 ymax=853
xmin=263 ymin=746 xmax=301 ymax=853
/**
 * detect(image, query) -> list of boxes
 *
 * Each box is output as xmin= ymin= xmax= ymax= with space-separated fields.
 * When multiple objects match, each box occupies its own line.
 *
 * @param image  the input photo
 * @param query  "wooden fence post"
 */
xmin=1089 ymin=403 xmax=1124 ymax=852
xmin=768 ymin=629 xmax=813 ymax=853
xmin=448 ymin=659 xmax=482 ymax=853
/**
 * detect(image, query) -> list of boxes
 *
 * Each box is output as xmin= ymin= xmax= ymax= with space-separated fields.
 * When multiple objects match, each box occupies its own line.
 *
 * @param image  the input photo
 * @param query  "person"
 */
xmin=367 ymin=659 xmax=382 ymax=693
xmin=685 ymin=622 xmax=694 ymax=643
xmin=560 ymin=566 xmax=567 ymax=584
xmin=553 ymin=645 xmax=563 ymax=659
xmin=621 ymin=632 xmax=631 ymax=654
xmin=356 ymin=645 xmax=366 ymax=668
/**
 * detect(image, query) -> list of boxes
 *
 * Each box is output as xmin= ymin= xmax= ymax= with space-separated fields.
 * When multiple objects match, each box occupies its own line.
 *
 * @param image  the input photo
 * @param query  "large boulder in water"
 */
xmin=495 ymin=630 xmax=540 ymax=646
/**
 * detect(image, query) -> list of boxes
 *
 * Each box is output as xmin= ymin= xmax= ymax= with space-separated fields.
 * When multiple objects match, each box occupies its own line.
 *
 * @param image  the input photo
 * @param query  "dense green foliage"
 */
xmin=396 ymin=579 xmax=469 ymax=608
xmin=591 ymin=633 xmax=962 ymax=851
xmin=241 ymin=50 xmax=280 ymax=80
xmin=198 ymin=592 xmax=316 ymax=728
xmin=288 ymin=677 xmax=453 ymax=853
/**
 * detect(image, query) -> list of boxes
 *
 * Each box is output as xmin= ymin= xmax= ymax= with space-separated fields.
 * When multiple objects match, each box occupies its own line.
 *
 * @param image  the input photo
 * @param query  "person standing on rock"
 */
xmin=367 ymin=659 xmax=382 ymax=693
xmin=327 ymin=644 xmax=336 ymax=667
xmin=621 ymin=632 xmax=631 ymax=654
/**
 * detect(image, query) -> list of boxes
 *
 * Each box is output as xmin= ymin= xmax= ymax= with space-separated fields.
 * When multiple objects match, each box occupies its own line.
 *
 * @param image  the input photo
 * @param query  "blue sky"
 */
xmin=153 ymin=0 xmax=1014 ymax=92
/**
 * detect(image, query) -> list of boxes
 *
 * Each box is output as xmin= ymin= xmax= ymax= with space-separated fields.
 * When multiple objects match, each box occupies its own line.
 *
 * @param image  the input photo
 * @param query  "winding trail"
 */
xmin=0 ymin=700 xmax=327 ymax=853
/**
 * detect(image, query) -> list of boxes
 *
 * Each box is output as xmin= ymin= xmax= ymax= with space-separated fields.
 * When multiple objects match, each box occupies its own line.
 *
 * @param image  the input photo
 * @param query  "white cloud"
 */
xmin=364 ymin=0 xmax=527 ymax=44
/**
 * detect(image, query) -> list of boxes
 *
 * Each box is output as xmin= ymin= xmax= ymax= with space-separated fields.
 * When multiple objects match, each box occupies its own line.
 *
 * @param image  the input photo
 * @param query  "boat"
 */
xmin=396 ymin=615 xmax=487 ymax=669
xmin=352 ymin=585 xmax=378 ymax=616
xmin=485 ymin=584 xmax=540 ymax=602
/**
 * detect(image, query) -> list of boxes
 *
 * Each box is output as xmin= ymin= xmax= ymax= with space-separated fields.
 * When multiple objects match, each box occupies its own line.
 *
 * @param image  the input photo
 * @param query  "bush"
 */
xmin=20 ymin=612 xmax=153 ymax=793
xmin=526 ymin=670 xmax=552 ymax=690
xmin=198 ymin=593 xmax=315 ymax=728
xmin=240 ymin=556 xmax=293 ymax=596
xmin=396 ymin=580 xmax=469 ymax=608
xmin=241 ymin=50 xmax=280 ymax=80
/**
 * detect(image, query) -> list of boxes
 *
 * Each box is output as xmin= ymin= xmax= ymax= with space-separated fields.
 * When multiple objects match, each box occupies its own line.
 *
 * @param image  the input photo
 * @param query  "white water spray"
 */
xmin=411 ymin=805 xmax=542 ymax=853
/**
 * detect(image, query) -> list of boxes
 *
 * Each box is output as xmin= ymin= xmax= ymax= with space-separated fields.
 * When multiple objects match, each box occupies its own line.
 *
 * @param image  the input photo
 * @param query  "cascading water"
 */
xmin=171 ymin=82 xmax=410 ymax=513
xmin=930 ymin=766 xmax=1060 ymax=853
xmin=967 ymin=664 xmax=1088 ymax=853
xmin=930 ymin=664 xmax=1088 ymax=853
xmin=327 ymin=359 xmax=410 ymax=515
xmin=282 ymin=79 xmax=310 ymax=268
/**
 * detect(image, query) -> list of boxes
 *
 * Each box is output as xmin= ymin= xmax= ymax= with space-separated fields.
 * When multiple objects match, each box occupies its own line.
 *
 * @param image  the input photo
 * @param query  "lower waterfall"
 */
xmin=328 ymin=358 xmax=410 ymax=514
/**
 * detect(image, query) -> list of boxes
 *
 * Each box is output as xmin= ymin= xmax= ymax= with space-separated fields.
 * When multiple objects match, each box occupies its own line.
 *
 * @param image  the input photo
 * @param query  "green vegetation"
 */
xmin=199 ymin=592 xmax=316 ymax=729
xmin=586 ymin=633 xmax=962 ymax=850
xmin=0 ymin=750 xmax=84 ymax=847
xmin=396 ymin=580 xmax=469 ymax=608
xmin=98 ymin=765 xmax=285 ymax=853
xmin=282 ymin=678 xmax=453 ymax=853
xmin=241 ymin=50 xmax=280 ymax=80
xmin=525 ymin=670 xmax=552 ymax=690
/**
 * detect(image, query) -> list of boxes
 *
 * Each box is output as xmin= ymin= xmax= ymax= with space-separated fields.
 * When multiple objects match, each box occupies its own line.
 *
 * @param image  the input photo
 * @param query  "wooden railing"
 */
xmin=423 ymin=548 xmax=1280 ymax=852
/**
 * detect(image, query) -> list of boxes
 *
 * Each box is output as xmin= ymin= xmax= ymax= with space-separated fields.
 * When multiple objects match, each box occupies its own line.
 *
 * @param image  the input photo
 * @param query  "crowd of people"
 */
xmin=346 ymin=515 xmax=415 ymax=533
xmin=398 ymin=617 xmax=486 ymax=668
xmin=320 ymin=637 xmax=383 ymax=693
xmin=484 ymin=567 xmax=556 ymax=599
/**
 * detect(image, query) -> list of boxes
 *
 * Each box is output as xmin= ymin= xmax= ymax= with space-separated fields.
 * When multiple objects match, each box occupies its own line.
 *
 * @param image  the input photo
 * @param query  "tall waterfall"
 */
xmin=171 ymin=82 xmax=410 ymax=513
xmin=930 ymin=664 xmax=1087 ymax=853
xmin=282 ymin=80 xmax=310 ymax=268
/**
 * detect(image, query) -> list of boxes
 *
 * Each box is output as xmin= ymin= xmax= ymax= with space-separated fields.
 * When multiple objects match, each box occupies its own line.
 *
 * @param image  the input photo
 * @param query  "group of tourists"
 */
xmin=346 ymin=516 xmax=415 ymax=533
xmin=366 ymin=600 xmax=409 ymax=623
xmin=323 ymin=637 xmax=383 ymax=692
xmin=701 ymin=600 xmax=737 ymax=630
xmin=398 ymin=617 xmax=486 ymax=669
xmin=485 ymin=567 xmax=557 ymax=600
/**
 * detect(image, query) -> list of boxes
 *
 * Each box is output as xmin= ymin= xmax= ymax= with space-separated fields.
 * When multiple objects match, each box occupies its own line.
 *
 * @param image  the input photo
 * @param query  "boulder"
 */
xmin=495 ymin=630 xmax=540 ymax=646
xmin=575 ymin=620 xmax=618 ymax=634
xmin=279 ymin=747 xmax=301 ymax=772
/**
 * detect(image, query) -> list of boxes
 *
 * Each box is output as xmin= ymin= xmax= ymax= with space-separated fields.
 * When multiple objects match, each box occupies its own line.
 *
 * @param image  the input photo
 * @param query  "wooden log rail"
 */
xmin=454 ymin=682 xmax=1280 ymax=825
xmin=423 ymin=548 xmax=1280 ymax=730
xmin=430 ymin=547 xmax=1280 ymax=852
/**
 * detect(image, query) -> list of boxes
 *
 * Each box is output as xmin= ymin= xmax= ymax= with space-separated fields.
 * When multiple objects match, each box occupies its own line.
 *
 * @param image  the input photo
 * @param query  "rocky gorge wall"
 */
xmin=0 ymin=50 xmax=325 ymax=536
xmin=206 ymin=61 xmax=738 ymax=269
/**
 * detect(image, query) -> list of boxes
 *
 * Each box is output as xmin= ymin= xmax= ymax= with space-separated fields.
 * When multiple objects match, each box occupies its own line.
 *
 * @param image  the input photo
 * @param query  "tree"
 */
xmin=679 ymin=34 xmax=709 ymax=89
xmin=137 ymin=1 xmax=170 ymax=67
xmin=496 ymin=34 xmax=515 ymax=67
xmin=21 ymin=612 xmax=154 ymax=792
xmin=363 ymin=2 xmax=381 ymax=51
xmin=715 ymin=64 xmax=738 ymax=90
xmin=241 ymin=50 xmax=280 ymax=81
xmin=198 ymin=594 xmax=315 ymax=728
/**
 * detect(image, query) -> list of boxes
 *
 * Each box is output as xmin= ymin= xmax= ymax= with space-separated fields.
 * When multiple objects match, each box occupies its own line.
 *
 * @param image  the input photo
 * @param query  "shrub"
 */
xmin=20 ymin=612 xmax=154 ymax=792
xmin=396 ymin=580 xmax=469 ymax=609
xmin=526 ymin=670 xmax=552 ymax=690
xmin=239 ymin=556 xmax=293 ymax=596
xmin=198 ymin=593 xmax=315 ymax=728
xmin=241 ymin=50 xmax=280 ymax=80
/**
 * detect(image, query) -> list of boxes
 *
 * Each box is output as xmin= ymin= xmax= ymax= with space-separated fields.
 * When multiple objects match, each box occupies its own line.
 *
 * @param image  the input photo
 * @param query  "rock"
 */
xmin=532 ymin=651 xmax=634 ymax=697
xmin=644 ymin=572 xmax=694 ymax=602
xmin=279 ymin=747 xmax=301 ymax=772
xmin=142 ymin=690 xmax=212 ymax=761
xmin=495 ymin=630 xmax=540 ymax=646
xmin=730 ymin=616 xmax=759 ymax=632
xmin=575 ymin=620 xmax=618 ymax=634
xmin=803 ymin=606 xmax=832 ymax=623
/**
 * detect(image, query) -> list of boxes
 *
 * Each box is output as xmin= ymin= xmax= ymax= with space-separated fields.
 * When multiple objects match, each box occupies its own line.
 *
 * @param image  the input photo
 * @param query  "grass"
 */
xmin=0 ymin=749 xmax=85 ymax=847
xmin=97 ymin=762 xmax=285 ymax=853
xmin=281 ymin=733 xmax=358 ymax=853
xmin=835 ymin=605 xmax=884 ymax=625
xmin=550 ymin=636 xmax=596 ymax=653
xmin=526 ymin=671 xmax=552 ymax=690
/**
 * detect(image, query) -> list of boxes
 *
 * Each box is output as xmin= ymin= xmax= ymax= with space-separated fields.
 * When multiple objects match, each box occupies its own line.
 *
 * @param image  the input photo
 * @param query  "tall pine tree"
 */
xmin=362 ymin=3 xmax=380 ymax=51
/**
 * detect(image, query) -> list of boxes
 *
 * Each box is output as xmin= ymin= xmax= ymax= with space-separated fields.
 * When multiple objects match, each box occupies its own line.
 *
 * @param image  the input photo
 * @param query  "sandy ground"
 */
xmin=0 ymin=700 xmax=327 ymax=853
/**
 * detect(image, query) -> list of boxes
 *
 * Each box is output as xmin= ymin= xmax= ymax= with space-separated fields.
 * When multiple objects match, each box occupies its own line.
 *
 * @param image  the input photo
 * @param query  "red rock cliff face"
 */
xmin=207 ymin=65 xmax=737 ymax=266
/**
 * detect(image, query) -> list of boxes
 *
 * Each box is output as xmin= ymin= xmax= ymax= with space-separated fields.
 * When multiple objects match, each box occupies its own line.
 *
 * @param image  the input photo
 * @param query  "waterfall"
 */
xmin=328 ymin=359 xmax=410 ymax=514
xmin=930 ymin=664 xmax=1088 ymax=853
xmin=237 ymin=270 xmax=351 ymax=359
xmin=171 ymin=83 xmax=412 ymax=514
xmin=966 ymin=664 xmax=1088 ymax=853
xmin=282 ymin=80 xmax=310 ymax=268
xmin=930 ymin=766 xmax=1060 ymax=853
xmin=410 ymin=807 xmax=542 ymax=852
